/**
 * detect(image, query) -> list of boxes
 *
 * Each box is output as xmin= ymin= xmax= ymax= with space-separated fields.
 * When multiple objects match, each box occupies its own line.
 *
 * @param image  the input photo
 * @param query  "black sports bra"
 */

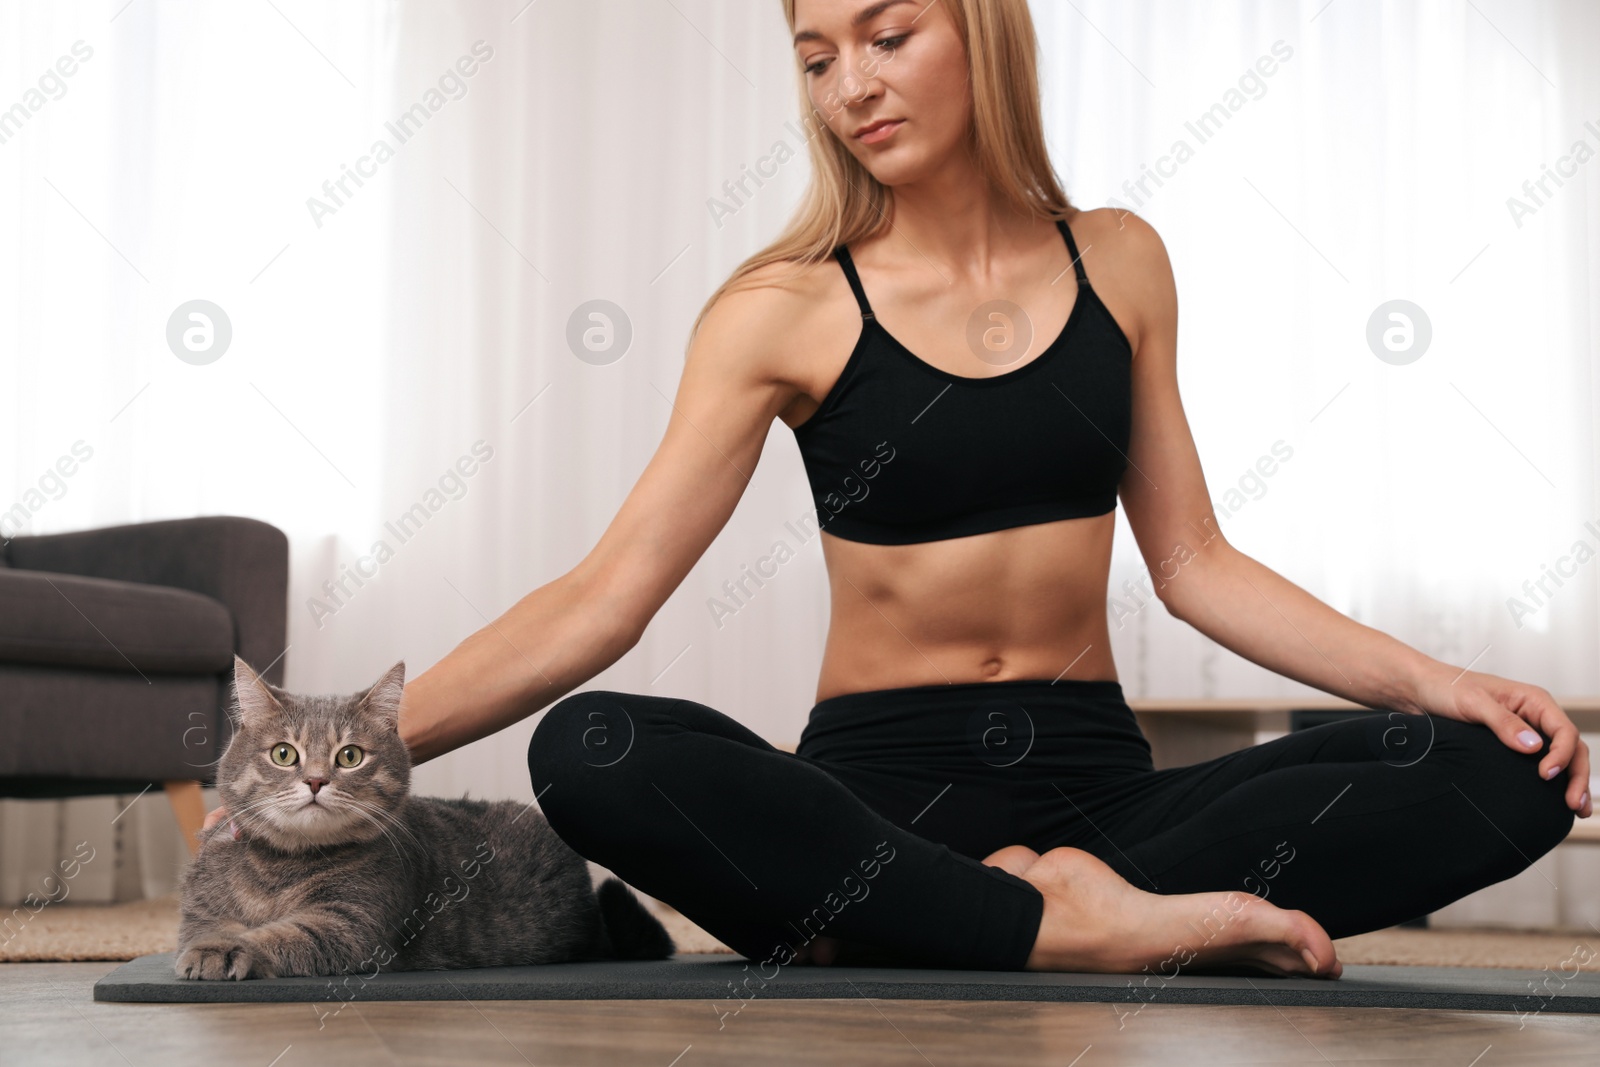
xmin=791 ymin=216 xmax=1133 ymax=545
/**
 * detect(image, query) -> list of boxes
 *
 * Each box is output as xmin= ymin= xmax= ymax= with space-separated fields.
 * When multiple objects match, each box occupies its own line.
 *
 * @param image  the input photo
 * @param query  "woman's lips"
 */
xmin=857 ymin=119 xmax=904 ymax=144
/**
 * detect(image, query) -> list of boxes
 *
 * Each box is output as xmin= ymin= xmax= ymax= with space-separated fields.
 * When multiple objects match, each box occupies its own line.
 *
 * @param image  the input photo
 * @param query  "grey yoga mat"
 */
xmin=94 ymin=952 xmax=1600 ymax=1014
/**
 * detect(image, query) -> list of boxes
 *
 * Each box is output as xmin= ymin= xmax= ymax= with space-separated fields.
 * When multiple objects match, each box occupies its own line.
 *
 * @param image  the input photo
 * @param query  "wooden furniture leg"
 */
xmin=164 ymin=780 xmax=206 ymax=855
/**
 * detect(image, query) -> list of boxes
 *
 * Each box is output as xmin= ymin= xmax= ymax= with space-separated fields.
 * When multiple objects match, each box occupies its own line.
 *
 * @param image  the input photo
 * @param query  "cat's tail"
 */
xmin=596 ymin=877 xmax=675 ymax=960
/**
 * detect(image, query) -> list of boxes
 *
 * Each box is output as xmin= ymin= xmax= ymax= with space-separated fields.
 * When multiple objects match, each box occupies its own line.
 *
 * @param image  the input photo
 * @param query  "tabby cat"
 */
xmin=176 ymin=656 xmax=672 ymax=980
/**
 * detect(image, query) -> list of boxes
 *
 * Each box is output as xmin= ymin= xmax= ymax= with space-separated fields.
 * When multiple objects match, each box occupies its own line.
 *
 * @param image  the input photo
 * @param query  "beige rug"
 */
xmin=1333 ymin=926 xmax=1599 ymax=970
xmin=1 ymin=897 xmax=186 ymax=963
xmin=4 ymin=895 xmax=1596 ymax=971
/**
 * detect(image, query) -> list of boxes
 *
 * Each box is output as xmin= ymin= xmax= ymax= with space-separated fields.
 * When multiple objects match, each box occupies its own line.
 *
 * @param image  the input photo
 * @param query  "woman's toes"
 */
xmin=981 ymin=845 xmax=1042 ymax=877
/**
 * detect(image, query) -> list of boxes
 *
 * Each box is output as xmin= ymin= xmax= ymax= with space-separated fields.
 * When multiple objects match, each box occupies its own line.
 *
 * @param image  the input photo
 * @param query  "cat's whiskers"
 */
xmin=222 ymin=792 xmax=286 ymax=830
xmin=336 ymin=794 xmax=422 ymax=845
xmin=227 ymin=791 xmax=344 ymax=857
xmin=278 ymin=792 xmax=368 ymax=847
xmin=339 ymin=804 xmax=410 ymax=865
xmin=335 ymin=795 xmax=426 ymax=861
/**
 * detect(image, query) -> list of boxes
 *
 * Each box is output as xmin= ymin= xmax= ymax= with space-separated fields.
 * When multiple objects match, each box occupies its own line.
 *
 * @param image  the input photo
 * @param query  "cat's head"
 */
xmin=216 ymin=656 xmax=411 ymax=852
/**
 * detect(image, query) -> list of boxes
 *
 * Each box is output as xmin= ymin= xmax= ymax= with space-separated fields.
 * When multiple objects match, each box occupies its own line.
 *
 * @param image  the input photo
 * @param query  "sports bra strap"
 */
xmin=833 ymin=245 xmax=875 ymax=320
xmin=1057 ymin=217 xmax=1090 ymax=288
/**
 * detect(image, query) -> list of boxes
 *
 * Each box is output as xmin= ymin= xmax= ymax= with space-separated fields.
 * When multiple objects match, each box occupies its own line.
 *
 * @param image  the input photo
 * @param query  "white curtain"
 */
xmin=3 ymin=1 xmax=1597 ymax=924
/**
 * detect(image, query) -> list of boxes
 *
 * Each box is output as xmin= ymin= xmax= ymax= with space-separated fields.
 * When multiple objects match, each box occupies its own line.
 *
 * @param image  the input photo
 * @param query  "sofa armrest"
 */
xmin=3 ymin=516 xmax=288 ymax=685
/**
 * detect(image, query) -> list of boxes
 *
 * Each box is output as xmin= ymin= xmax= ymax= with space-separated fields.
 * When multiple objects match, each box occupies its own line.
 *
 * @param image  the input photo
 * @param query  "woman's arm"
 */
xmin=1104 ymin=210 xmax=1591 ymax=817
xmin=200 ymin=267 xmax=813 ymax=835
xmin=400 ymin=270 xmax=808 ymax=764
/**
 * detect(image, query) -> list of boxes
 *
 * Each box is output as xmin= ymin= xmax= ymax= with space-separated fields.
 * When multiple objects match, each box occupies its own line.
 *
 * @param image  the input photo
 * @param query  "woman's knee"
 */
xmin=528 ymin=690 xmax=645 ymax=786
xmin=527 ymin=690 xmax=669 ymax=854
xmin=528 ymin=689 xmax=768 ymax=787
xmin=1430 ymin=717 xmax=1575 ymax=853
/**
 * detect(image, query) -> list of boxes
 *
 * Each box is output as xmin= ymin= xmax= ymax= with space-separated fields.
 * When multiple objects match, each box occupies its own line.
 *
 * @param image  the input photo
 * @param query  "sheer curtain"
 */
xmin=3 ymin=1 xmax=1596 ymax=923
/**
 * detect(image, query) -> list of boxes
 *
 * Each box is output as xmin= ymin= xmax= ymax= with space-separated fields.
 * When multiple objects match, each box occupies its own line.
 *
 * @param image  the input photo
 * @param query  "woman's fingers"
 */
xmin=1561 ymin=733 xmax=1592 ymax=814
xmin=1540 ymin=720 xmax=1578 ymax=780
xmin=1477 ymin=681 xmax=1591 ymax=814
xmin=199 ymin=805 xmax=230 ymax=843
xmin=1460 ymin=684 xmax=1546 ymax=756
xmin=1513 ymin=687 xmax=1573 ymax=774
xmin=1567 ymin=740 xmax=1592 ymax=815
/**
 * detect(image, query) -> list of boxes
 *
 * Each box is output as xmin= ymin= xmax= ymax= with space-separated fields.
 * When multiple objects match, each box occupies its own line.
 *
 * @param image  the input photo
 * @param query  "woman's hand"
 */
xmin=1410 ymin=667 xmax=1592 ymax=817
xmin=199 ymin=805 xmax=239 ymax=845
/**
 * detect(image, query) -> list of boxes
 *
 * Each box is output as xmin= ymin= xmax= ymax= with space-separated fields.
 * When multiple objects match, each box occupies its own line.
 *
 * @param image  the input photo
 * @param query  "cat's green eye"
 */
xmin=269 ymin=743 xmax=299 ymax=767
xmin=335 ymin=745 xmax=364 ymax=769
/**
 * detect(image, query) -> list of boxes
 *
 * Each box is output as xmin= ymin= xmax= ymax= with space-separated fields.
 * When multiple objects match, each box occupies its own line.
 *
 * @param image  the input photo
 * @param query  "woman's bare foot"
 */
xmin=981 ymin=845 xmax=1042 ymax=877
xmin=1020 ymin=847 xmax=1342 ymax=979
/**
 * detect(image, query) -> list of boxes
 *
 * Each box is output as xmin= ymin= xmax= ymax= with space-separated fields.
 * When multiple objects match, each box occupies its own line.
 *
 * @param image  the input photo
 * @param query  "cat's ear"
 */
xmin=357 ymin=660 xmax=406 ymax=727
xmin=230 ymin=654 xmax=283 ymax=727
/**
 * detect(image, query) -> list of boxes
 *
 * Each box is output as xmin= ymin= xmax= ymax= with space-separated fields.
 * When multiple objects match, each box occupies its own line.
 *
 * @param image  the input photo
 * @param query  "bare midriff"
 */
xmin=809 ymin=512 xmax=1119 ymax=703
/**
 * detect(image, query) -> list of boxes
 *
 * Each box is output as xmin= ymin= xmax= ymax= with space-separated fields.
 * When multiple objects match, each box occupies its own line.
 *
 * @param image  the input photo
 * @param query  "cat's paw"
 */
xmin=176 ymin=939 xmax=271 ymax=981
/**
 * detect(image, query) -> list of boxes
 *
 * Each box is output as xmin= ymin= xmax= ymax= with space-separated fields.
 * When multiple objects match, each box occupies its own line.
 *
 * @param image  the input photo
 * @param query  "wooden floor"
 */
xmin=5 ymin=962 xmax=1600 ymax=1065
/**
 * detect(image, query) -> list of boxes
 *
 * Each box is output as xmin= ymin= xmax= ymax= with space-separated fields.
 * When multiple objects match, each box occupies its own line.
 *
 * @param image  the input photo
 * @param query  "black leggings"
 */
xmin=526 ymin=678 xmax=1574 ymax=971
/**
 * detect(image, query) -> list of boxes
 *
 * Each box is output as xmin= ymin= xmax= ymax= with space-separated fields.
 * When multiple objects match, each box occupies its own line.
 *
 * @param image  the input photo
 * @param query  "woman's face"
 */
xmin=793 ymin=0 xmax=971 ymax=185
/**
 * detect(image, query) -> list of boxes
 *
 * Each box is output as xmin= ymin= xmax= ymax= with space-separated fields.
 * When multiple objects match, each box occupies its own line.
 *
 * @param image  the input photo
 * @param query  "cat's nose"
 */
xmin=305 ymin=778 xmax=329 ymax=795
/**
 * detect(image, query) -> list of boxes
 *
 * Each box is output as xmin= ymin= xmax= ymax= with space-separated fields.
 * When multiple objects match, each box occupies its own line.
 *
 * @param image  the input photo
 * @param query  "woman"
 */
xmin=242 ymin=0 xmax=1589 ymax=977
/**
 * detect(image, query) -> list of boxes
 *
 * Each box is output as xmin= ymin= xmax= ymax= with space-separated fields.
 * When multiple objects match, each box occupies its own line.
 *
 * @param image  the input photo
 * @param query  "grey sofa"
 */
xmin=0 ymin=516 xmax=288 ymax=849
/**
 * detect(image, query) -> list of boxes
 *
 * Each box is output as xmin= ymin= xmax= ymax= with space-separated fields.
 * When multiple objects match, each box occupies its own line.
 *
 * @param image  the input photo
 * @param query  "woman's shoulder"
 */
xmin=1060 ymin=207 xmax=1173 ymax=361
xmin=1066 ymin=202 xmax=1163 ymax=245
xmin=693 ymin=253 xmax=860 ymax=377
xmin=1066 ymin=206 xmax=1171 ymax=273
xmin=1066 ymin=206 xmax=1174 ymax=335
xmin=710 ymin=254 xmax=848 ymax=321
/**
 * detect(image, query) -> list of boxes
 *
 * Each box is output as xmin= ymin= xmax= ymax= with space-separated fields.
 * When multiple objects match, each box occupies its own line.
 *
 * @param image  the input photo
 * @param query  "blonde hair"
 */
xmin=687 ymin=0 xmax=1076 ymax=346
